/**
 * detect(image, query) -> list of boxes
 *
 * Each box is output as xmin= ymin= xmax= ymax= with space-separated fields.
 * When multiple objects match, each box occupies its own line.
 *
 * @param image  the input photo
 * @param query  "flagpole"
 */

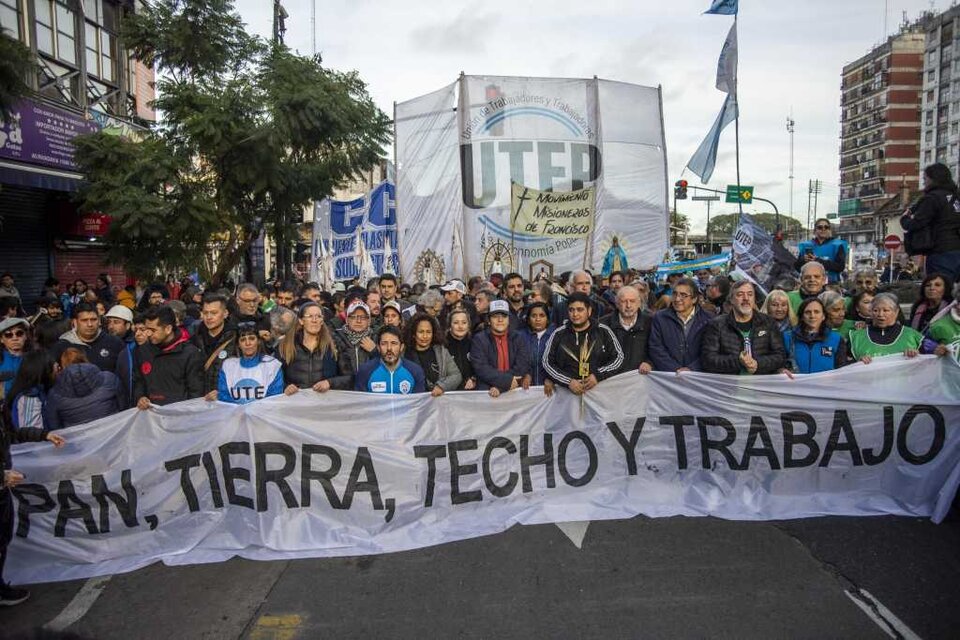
xmin=733 ymin=16 xmax=742 ymax=220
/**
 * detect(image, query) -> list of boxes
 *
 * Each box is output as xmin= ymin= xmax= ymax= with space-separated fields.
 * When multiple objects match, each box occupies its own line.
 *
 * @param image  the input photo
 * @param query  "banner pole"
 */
xmin=392 ymin=100 xmax=401 ymax=281
xmin=733 ymin=17 xmax=743 ymax=220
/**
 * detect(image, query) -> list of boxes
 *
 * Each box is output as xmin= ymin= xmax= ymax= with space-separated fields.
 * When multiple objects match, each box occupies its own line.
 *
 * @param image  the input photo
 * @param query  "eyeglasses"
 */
xmin=301 ymin=314 xmax=323 ymax=321
xmin=673 ymin=292 xmax=693 ymax=299
xmin=2 ymin=329 xmax=25 ymax=339
xmin=815 ymin=225 xmax=830 ymax=230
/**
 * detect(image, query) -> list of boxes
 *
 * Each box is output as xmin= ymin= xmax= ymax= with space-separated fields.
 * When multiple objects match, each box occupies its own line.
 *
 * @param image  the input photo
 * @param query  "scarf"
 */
xmin=342 ymin=327 xmax=371 ymax=346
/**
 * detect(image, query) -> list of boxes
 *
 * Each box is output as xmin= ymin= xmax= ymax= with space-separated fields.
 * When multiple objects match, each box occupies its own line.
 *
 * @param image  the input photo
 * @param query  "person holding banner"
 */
xmin=354 ymin=326 xmax=425 ymax=395
xmin=215 ymin=322 xmax=285 ymax=404
xmin=470 ymin=301 xmax=530 ymax=397
xmin=782 ymin=298 xmax=848 ymax=374
xmin=922 ymin=281 xmax=960 ymax=357
xmin=278 ymin=302 xmax=340 ymax=395
xmin=600 ymin=285 xmax=653 ymax=374
xmin=521 ymin=302 xmax=556 ymax=387
xmin=403 ymin=313 xmax=462 ymax=397
xmin=701 ymin=280 xmax=787 ymax=375
xmin=445 ymin=309 xmax=476 ymax=390
xmin=849 ymin=293 xmax=923 ymax=364
xmin=647 ymin=278 xmax=713 ymax=373
xmin=542 ymin=292 xmax=624 ymax=396
xmin=329 ymin=301 xmax=378 ymax=391
xmin=134 ymin=306 xmax=205 ymax=409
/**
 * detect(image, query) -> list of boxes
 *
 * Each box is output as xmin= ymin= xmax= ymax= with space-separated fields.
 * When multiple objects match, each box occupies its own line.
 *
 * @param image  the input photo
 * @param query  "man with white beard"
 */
xmin=701 ymin=280 xmax=786 ymax=375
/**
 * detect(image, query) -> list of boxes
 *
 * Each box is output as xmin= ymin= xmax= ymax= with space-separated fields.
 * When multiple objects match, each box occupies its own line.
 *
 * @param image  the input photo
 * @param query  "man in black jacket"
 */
xmin=134 ymin=306 xmax=204 ymax=408
xmin=701 ymin=280 xmax=786 ymax=375
xmin=900 ymin=162 xmax=960 ymax=282
xmin=191 ymin=293 xmax=237 ymax=397
xmin=600 ymin=284 xmax=653 ymax=374
xmin=543 ymin=292 xmax=624 ymax=396
xmin=50 ymin=301 xmax=124 ymax=373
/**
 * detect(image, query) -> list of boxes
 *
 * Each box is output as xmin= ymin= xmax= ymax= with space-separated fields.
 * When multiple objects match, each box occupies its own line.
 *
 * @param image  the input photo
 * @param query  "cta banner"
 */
xmin=8 ymin=357 xmax=960 ymax=585
xmin=396 ymin=76 xmax=669 ymax=283
xmin=510 ymin=183 xmax=595 ymax=239
xmin=311 ymin=181 xmax=398 ymax=282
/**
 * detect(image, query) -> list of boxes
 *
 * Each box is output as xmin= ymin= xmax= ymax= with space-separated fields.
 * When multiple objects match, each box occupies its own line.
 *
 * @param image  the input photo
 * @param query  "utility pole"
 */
xmin=786 ymin=114 xmax=794 ymax=220
xmin=273 ymin=0 xmax=289 ymax=281
xmin=311 ymin=0 xmax=316 ymax=56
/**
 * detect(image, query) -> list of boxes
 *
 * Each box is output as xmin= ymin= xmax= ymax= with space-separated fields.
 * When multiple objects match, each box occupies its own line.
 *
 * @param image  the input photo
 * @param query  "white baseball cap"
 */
xmin=346 ymin=300 xmax=370 ymax=316
xmin=488 ymin=299 xmax=510 ymax=316
xmin=440 ymin=279 xmax=467 ymax=295
xmin=105 ymin=305 xmax=134 ymax=323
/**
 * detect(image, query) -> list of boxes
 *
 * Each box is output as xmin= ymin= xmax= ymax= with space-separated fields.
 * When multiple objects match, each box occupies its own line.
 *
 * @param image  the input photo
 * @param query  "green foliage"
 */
xmin=74 ymin=0 xmax=390 ymax=283
xmin=0 ymin=32 xmax=35 ymax=123
xmin=708 ymin=212 xmax=803 ymax=238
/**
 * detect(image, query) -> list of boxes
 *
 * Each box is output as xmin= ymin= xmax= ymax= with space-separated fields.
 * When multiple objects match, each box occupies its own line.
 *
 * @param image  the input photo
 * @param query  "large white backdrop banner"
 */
xmin=8 ymin=358 xmax=960 ymax=584
xmin=395 ymin=75 xmax=669 ymax=284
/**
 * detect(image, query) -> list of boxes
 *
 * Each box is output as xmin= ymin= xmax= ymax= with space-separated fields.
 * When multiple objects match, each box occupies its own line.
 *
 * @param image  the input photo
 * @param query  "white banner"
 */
xmin=396 ymin=76 xmax=669 ymax=283
xmin=7 ymin=357 xmax=960 ymax=584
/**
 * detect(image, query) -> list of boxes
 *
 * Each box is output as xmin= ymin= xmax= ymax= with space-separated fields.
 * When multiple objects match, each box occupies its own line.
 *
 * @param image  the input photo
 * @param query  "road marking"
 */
xmin=248 ymin=614 xmax=303 ymax=640
xmin=44 ymin=575 xmax=112 ymax=632
xmin=555 ymin=521 xmax=591 ymax=549
xmin=845 ymin=589 xmax=922 ymax=640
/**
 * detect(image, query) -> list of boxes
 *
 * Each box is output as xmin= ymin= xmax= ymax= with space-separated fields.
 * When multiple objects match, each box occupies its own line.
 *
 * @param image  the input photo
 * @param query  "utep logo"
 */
xmin=328 ymin=182 xmax=396 ymax=235
xmin=459 ymin=92 xmax=601 ymax=209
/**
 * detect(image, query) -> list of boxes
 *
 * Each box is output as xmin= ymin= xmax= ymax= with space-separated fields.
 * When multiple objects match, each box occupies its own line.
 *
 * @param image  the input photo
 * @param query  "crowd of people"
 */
xmin=2 ymin=164 xmax=960 ymax=605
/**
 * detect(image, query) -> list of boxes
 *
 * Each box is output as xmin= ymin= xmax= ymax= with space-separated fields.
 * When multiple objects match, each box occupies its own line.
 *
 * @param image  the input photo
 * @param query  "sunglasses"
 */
xmin=815 ymin=225 xmax=830 ymax=230
xmin=2 ymin=329 xmax=25 ymax=339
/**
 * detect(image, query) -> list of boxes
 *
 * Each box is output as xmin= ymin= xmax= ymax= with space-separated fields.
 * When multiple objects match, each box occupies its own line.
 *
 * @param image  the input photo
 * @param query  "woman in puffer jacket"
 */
xmin=44 ymin=361 xmax=123 ymax=429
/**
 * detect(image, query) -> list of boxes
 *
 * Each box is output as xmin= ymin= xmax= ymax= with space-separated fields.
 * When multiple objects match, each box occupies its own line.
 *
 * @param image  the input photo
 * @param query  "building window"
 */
xmin=35 ymin=0 xmax=54 ymax=55
xmin=924 ymin=150 xmax=933 ymax=163
xmin=927 ymin=89 xmax=935 ymax=102
xmin=929 ymin=69 xmax=937 ymax=82
xmin=84 ymin=0 xmax=119 ymax=83
xmin=55 ymin=1 xmax=76 ymax=64
xmin=926 ymin=110 xmax=934 ymax=126
xmin=0 ymin=0 xmax=20 ymax=40
xmin=926 ymin=130 xmax=934 ymax=143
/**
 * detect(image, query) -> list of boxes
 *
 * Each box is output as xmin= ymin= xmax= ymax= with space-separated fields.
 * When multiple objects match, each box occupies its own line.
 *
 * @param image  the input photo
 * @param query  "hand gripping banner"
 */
xmin=7 ymin=357 xmax=960 ymax=584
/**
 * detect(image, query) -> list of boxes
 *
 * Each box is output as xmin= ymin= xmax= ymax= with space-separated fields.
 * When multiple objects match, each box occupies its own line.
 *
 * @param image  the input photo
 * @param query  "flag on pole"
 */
xmin=383 ymin=235 xmax=396 ymax=275
xmin=704 ymin=0 xmax=738 ymax=15
xmin=686 ymin=93 xmax=738 ymax=183
xmin=715 ymin=22 xmax=738 ymax=94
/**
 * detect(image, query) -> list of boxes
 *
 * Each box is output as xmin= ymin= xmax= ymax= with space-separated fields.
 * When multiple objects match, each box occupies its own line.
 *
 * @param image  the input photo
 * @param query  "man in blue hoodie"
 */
xmin=354 ymin=326 xmax=425 ymax=395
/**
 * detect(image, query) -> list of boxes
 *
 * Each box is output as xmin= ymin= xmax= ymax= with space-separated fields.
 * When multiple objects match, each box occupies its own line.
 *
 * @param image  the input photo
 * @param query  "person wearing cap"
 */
xmin=50 ymin=301 xmax=124 ymax=375
xmin=213 ymin=322 xmax=284 ymax=404
xmin=105 ymin=305 xmax=134 ymax=341
xmin=382 ymin=300 xmax=404 ymax=329
xmin=190 ymin=293 xmax=238 ymax=397
xmin=0 ymin=318 xmax=32 ymax=398
xmin=354 ymin=325 xmax=426 ymax=394
xmin=542 ymin=292 xmax=624 ymax=396
xmin=470 ymin=299 xmax=531 ymax=397
xmin=133 ymin=305 xmax=205 ymax=408
xmin=403 ymin=312 xmax=462 ymax=397
xmin=701 ymin=280 xmax=787 ymax=375
xmin=439 ymin=279 xmax=477 ymax=331
xmin=277 ymin=302 xmax=340 ymax=394
xmin=329 ymin=300 xmax=378 ymax=390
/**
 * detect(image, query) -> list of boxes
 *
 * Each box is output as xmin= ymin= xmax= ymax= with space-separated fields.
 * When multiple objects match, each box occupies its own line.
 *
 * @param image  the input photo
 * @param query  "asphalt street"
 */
xmin=1 ymin=512 xmax=958 ymax=640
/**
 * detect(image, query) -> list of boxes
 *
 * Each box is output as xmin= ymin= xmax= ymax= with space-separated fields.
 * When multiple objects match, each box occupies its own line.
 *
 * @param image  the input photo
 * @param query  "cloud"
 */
xmin=408 ymin=10 xmax=501 ymax=54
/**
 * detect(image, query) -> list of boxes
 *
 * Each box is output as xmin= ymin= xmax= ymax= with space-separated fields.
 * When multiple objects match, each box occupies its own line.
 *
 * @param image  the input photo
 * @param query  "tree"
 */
xmin=706 ymin=212 xmax=802 ymax=239
xmin=73 ymin=0 xmax=390 ymax=284
xmin=0 ymin=32 xmax=34 ymax=123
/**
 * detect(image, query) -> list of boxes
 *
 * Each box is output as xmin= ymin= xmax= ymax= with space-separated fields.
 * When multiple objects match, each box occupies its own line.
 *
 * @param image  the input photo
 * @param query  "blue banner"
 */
xmin=313 ymin=181 xmax=398 ymax=281
xmin=655 ymin=253 xmax=730 ymax=279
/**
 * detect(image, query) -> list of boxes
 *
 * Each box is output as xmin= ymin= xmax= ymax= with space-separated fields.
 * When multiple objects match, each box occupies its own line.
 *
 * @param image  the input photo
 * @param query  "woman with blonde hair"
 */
xmin=278 ymin=302 xmax=339 ymax=395
xmin=760 ymin=289 xmax=796 ymax=333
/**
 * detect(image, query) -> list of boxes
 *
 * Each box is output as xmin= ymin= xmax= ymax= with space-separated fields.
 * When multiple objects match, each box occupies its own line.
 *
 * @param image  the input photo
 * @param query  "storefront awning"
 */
xmin=0 ymin=160 xmax=84 ymax=192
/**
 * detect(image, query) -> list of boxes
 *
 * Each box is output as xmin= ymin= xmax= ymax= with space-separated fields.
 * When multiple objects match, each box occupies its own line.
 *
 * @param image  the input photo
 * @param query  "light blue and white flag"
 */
xmin=655 ymin=253 xmax=730 ymax=279
xmin=704 ymin=0 xmax=738 ymax=15
xmin=716 ymin=22 xmax=738 ymax=94
xmin=686 ymin=93 xmax=738 ymax=183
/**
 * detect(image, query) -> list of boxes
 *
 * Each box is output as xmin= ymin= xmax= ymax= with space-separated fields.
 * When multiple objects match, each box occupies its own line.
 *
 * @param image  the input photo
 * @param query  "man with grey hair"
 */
xmin=600 ymin=284 xmax=652 ymax=374
xmin=233 ymin=282 xmax=271 ymax=341
xmin=269 ymin=305 xmax=297 ymax=350
xmin=702 ymin=280 xmax=786 ymax=375
xmin=552 ymin=269 xmax=608 ymax=325
xmin=405 ymin=289 xmax=443 ymax=320
xmin=786 ymin=261 xmax=831 ymax=316
xmin=850 ymin=269 xmax=878 ymax=295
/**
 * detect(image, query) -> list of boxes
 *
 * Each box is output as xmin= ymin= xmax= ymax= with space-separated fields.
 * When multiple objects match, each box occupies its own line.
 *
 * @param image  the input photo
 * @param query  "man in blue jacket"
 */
xmin=354 ymin=326 xmax=425 ymax=395
xmin=471 ymin=300 xmax=531 ymax=397
xmin=647 ymin=277 xmax=713 ymax=372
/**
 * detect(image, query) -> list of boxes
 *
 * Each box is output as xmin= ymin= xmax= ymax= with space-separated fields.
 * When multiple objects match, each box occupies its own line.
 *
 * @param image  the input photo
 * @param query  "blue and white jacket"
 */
xmin=354 ymin=357 xmax=426 ymax=395
xmin=217 ymin=354 xmax=285 ymax=404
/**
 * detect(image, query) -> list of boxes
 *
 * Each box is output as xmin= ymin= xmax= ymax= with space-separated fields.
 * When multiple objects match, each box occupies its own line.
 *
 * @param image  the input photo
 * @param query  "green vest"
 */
xmin=848 ymin=325 xmax=923 ymax=360
xmin=928 ymin=313 xmax=960 ymax=345
xmin=836 ymin=318 xmax=857 ymax=342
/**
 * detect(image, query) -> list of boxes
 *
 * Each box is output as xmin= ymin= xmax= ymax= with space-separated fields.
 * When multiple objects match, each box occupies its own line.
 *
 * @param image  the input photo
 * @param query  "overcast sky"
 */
xmin=235 ymin=0 xmax=946 ymax=234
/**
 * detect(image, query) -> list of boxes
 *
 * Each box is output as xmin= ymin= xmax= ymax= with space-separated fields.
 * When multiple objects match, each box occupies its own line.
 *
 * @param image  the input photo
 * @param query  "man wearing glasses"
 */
xmin=795 ymin=218 xmax=848 ymax=284
xmin=234 ymin=283 xmax=272 ymax=342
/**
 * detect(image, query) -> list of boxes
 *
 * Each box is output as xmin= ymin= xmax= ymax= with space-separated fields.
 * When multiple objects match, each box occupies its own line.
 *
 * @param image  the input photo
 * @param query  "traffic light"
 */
xmin=674 ymin=179 xmax=688 ymax=200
